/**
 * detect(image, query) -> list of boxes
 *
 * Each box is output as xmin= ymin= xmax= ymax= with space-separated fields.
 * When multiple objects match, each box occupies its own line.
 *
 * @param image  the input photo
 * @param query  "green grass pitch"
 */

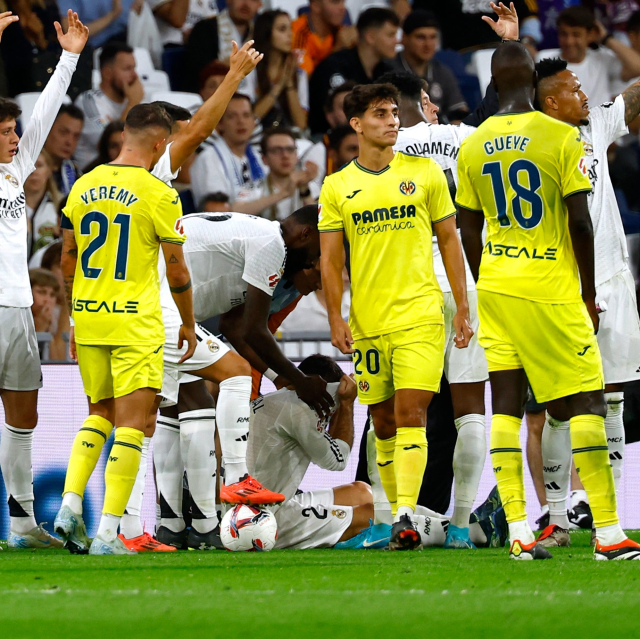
xmin=1 ymin=531 xmax=639 ymax=639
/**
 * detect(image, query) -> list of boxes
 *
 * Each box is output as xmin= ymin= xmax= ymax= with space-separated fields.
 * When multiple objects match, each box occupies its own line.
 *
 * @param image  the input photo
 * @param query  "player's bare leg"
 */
xmin=446 ymin=382 xmax=486 ymax=548
xmin=1 ymin=389 xmax=61 ymax=548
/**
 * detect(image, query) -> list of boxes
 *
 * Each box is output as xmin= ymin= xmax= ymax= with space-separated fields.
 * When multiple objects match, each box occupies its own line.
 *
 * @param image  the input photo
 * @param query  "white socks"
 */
xmin=217 ymin=376 xmax=252 ymax=486
xmin=508 ymin=519 xmax=535 ymax=545
xmin=413 ymin=512 xmax=488 ymax=547
xmin=120 ymin=436 xmax=150 ymax=539
xmin=62 ymin=491 xmax=83 ymax=514
xmin=541 ymin=414 xmax=571 ymax=529
xmin=96 ymin=513 xmax=120 ymax=542
xmin=1 ymin=423 xmax=37 ymax=534
xmin=154 ymin=415 xmax=185 ymax=533
xmin=366 ymin=428 xmax=393 ymax=525
xmin=596 ymin=522 xmax=627 ymax=547
xmin=604 ymin=392 xmax=625 ymax=492
xmin=451 ymin=414 xmax=486 ymax=528
xmin=180 ymin=408 xmax=218 ymax=534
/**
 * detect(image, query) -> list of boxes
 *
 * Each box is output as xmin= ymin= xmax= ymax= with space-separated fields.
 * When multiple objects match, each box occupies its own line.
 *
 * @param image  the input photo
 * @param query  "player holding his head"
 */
xmin=532 ymin=57 xmax=640 ymax=546
xmin=0 ymin=9 xmax=88 ymax=550
xmin=56 ymin=103 xmax=196 ymax=555
xmin=320 ymin=83 xmax=473 ymax=550
xmin=457 ymin=42 xmax=640 ymax=560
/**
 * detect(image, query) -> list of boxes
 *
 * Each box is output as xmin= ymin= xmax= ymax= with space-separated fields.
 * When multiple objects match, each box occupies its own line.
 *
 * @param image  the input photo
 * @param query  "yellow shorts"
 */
xmin=477 ymin=290 xmax=604 ymax=403
xmin=76 ymin=343 xmax=164 ymax=404
xmin=353 ymin=324 xmax=445 ymax=405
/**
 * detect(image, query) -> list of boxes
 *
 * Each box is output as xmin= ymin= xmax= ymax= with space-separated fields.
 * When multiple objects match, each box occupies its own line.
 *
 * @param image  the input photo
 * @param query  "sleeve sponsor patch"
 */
xmin=578 ymin=157 xmax=588 ymax=176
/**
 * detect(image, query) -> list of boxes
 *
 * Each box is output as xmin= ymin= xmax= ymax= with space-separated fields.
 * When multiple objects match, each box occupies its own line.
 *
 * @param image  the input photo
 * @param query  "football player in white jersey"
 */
xmin=532 ymin=58 xmax=640 ymax=546
xmin=0 ymin=10 xmax=88 ymax=549
xmin=248 ymin=355 xmax=391 ymax=550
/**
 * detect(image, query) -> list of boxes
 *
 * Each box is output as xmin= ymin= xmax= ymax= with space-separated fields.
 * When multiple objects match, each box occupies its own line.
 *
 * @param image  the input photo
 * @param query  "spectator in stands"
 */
xmin=43 ymin=104 xmax=84 ymax=195
xmin=538 ymin=6 xmax=640 ymax=106
xmin=253 ymin=10 xmax=308 ymax=130
xmin=183 ymin=0 xmax=261 ymax=93
xmin=148 ymin=0 xmax=218 ymax=47
xmin=413 ymin=0 xmax=539 ymax=51
xmin=25 ymin=151 xmax=62 ymax=258
xmin=292 ymin=0 xmax=356 ymax=76
xmin=323 ymin=79 xmax=353 ymax=129
xmin=200 ymin=191 xmax=231 ymax=212
xmin=190 ymin=93 xmax=296 ymax=215
xmin=82 ymin=120 xmax=124 ymax=172
xmin=29 ymin=267 xmax=59 ymax=335
xmin=258 ymin=128 xmax=318 ymax=220
xmin=308 ymin=7 xmax=399 ymax=134
xmin=391 ymin=11 xmax=468 ymax=123
xmin=58 ymin=0 xmax=135 ymax=48
xmin=199 ymin=60 xmax=230 ymax=101
xmin=74 ymin=41 xmax=144 ymax=169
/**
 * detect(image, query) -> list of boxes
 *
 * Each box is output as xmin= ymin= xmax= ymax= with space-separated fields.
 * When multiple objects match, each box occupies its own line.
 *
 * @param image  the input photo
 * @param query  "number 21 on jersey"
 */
xmin=482 ymin=159 xmax=543 ymax=229
xmin=80 ymin=211 xmax=131 ymax=281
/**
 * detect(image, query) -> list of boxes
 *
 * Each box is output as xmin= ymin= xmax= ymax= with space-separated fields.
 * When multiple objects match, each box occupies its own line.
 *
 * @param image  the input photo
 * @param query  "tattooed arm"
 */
xmin=61 ymin=228 xmax=78 ymax=360
xmin=623 ymin=79 xmax=640 ymax=125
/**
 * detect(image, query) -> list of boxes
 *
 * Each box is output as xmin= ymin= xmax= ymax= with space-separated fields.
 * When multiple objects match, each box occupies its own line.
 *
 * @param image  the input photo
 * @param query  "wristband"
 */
xmin=299 ymin=187 xmax=311 ymax=198
xmin=264 ymin=368 xmax=279 ymax=382
xmin=69 ymin=316 xmax=75 ymax=327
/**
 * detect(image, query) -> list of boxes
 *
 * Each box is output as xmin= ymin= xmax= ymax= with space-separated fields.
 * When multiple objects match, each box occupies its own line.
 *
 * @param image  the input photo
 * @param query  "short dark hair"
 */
xmin=328 ymin=125 xmax=356 ymax=151
xmin=298 ymin=354 xmax=343 ymax=383
xmin=288 ymin=204 xmax=319 ymax=227
xmin=324 ymin=80 xmax=357 ymax=114
xmin=628 ymin=9 xmax=640 ymax=34
xmin=99 ymin=41 xmax=134 ymax=69
xmin=56 ymin=103 xmax=84 ymax=123
xmin=402 ymin=10 xmax=439 ymax=35
xmin=377 ymin=70 xmax=423 ymax=101
xmin=151 ymin=101 xmax=192 ymax=123
xmin=227 ymin=93 xmax=253 ymax=109
xmin=200 ymin=192 xmax=229 ymax=209
xmin=535 ymin=57 xmax=568 ymax=83
xmin=0 ymin=98 xmax=21 ymax=123
xmin=343 ymin=83 xmax=399 ymax=120
xmin=260 ymin=127 xmax=296 ymax=155
xmin=557 ymin=6 xmax=595 ymax=30
xmin=125 ymin=103 xmax=172 ymax=134
xmin=356 ymin=7 xmax=399 ymax=35
xmin=29 ymin=268 xmax=60 ymax=292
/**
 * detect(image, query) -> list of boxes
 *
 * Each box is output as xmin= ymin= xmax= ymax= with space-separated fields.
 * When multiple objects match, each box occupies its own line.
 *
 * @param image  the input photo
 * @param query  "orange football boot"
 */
xmin=594 ymin=537 xmax=640 ymax=560
xmin=220 ymin=474 xmax=285 ymax=505
xmin=118 ymin=532 xmax=177 ymax=552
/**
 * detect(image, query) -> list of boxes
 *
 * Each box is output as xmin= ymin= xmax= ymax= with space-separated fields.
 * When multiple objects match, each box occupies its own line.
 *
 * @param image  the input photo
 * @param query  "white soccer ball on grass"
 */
xmin=220 ymin=504 xmax=278 ymax=552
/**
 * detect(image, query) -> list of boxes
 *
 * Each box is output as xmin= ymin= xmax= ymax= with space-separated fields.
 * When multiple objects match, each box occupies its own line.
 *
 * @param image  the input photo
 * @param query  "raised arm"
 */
xmin=152 ymin=0 xmax=189 ymax=29
xmin=169 ymin=41 xmax=263 ymax=173
xmin=433 ymin=215 xmax=473 ymax=348
xmin=596 ymin=21 xmax=640 ymax=83
xmin=319 ymin=230 xmax=353 ymax=354
xmin=622 ymin=78 xmax=640 ymax=125
xmin=19 ymin=11 xmax=88 ymax=168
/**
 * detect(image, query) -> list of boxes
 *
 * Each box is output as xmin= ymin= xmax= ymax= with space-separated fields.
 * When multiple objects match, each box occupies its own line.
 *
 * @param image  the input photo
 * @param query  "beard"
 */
xmin=580 ymin=118 xmax=590 ymax=126
xmin=283 ymin=246 xmax=312 ymax=279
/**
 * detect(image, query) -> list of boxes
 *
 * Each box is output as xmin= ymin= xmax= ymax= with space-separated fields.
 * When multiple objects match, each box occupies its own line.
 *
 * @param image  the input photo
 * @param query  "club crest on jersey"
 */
xmin=583 ymin=142 xmax=594 ymax=156
xmin=332 ymin=509 xmax=347 ymax=520
xmin=399 ymin=180 xmax=416 ymax=196
xmin=207 ymin=340 xmax=219 ymax=353
xmin=358 ymin=380 xmax=370 ymax=392
xmin=4 ymin=173 xmax=18 ymax=187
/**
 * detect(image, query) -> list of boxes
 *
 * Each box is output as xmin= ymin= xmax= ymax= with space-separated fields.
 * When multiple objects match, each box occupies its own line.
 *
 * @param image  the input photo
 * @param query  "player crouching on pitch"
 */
xmin=247 ymin=355 xmax=391 ymax=549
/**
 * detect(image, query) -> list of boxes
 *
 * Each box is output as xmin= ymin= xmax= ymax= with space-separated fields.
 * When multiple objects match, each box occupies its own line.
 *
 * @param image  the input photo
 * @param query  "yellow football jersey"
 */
xmin=319 ymin=152 xmax=455 ymax=340
xmin=456 ymin=111 xmax=591 ymax=304
xmin=62 ymin=164 xmax=185 ymax=346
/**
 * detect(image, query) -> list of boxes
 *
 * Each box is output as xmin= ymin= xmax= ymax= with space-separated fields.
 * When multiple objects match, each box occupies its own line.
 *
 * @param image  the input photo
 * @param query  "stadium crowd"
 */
xmin=1 ymin=0 xmax=640 ymax=558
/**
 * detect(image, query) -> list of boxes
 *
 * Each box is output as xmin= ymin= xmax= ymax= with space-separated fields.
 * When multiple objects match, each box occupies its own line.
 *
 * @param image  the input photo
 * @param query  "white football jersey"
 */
xmin=394 ymin=121 xmax=477 ymax=293
xmin=246 ymin=384 xmax=349 ymax=503
xmin=151 ymin=141 xmax=179 ymax=186
xmin=579 ymin=94 xmax=630 ymax=286
xmin=160 ymin=213 xmax=287 ymax=321
xmin=0 ymin=51 xmax=78 ymax=308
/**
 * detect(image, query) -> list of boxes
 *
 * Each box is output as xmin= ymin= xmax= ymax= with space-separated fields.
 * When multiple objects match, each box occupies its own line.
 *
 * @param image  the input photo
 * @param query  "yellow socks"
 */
xmin=490 ymin=414 xmax=527 ymax=524
xmin=103 ymin=427 xmax=144 ymax=517
xmin=63 ymin=415 xmax=113 ymax=499
xmin=570 ymin=414 xmax=619 ymax=528
xmin=375 ymin=435 xmax=397 ymax=515
xmin=394 ymin=427 xmax=428 ymax=514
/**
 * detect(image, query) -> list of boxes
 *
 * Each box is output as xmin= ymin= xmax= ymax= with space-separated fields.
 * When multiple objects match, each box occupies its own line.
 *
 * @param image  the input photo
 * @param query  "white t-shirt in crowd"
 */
xmin=579 ymin=94 xmax=630 ymax=285
xmin=0 ymin=51 xmax=78 ymax=308
xmin=537 ymin=47 xmax=623 ymax=109
xmin=394 ymin=121 xmax=476 ymax=293
xmin=254 ymin=177 xmax=320 ymax=220
xmin=74 ymin=87 xmax=127 ymax=170
xmin=247 ymin=384 xmax=349 ymax=504
xmin=279 ymin=290 xmax=350 ymax=334
xmin=146 ymin=0 xmax=218 ymax=46
xmin=160 ymin=213 xmax=287 ymax=321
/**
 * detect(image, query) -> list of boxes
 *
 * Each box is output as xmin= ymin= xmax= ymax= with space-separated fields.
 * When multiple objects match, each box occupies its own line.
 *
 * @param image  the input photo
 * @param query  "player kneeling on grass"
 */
xmin=247 ymin=355 xmax=391 ymax=549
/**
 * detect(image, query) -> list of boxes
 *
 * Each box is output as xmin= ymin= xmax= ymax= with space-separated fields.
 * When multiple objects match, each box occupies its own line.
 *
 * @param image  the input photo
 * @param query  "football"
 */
xmin=220 ymin=505 xmax=278 ymax=552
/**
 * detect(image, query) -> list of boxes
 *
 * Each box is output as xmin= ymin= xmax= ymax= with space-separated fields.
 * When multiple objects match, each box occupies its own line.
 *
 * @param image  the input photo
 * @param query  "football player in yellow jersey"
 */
xmin=56 ymin=104 xmax=197 ymax=555
xmin=457 ymin=42 xmax=640 ymax=561
xmin=319 ymin=83 xmax=473 ymax=550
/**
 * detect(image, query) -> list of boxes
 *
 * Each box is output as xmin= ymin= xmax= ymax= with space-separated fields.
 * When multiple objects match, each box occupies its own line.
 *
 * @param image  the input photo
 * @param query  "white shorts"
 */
xmin=443 ymin=290 xmax=488 ymax=384
xmin=161 ymin=308 xmax=229 ymax=406
xmin=274 ymin=489 xmax=353 ymax=549
xmin=0 ymin=306 xmax=42 ymax=392
xmin=596 ymin=269 xmax=640 ymax=385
